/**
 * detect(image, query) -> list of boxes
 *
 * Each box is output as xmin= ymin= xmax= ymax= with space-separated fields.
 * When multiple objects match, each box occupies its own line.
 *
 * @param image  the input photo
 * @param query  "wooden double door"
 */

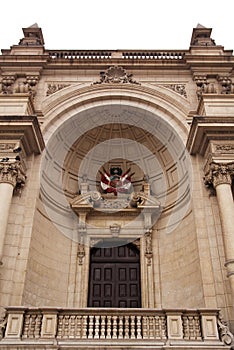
xmin=88 ymin=243 xmax=141 ymax=308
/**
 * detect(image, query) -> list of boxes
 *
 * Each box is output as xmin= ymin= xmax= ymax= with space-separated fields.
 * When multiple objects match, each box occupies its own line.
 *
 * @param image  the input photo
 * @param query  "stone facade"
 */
xmin=0 ymin=23 xmax=234 ymax=349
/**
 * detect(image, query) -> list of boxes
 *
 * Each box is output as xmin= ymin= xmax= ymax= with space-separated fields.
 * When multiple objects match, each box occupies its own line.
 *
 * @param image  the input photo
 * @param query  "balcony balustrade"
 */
xmin=48 ymin=50 xmax=186 ymax=61
xmin=0 ymin=307 xmax=231 ymax=349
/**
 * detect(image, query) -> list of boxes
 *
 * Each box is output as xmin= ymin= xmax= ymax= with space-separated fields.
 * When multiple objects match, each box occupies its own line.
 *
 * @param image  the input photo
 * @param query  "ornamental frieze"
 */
xmin=214 ymin=144 xmax=234 ymax=153
xmin=93 ymin=66 xmax=140 ymax=85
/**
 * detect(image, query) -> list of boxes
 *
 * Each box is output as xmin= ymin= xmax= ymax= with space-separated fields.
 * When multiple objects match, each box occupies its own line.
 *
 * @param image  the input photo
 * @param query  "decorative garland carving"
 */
xmin=145 ymin=229 xmax=152 ymax=266
xmin=163 ymin=84 xmax=187 ymax=98
xmin=93 ymin=66 xmax=140 ymax=85
xmin=204 ymin=162 xmax=234 ymax=188
xmin=0 ymin=161 xmax=26 ymax=189
xmin=46 ymin=83 xmax=70 ymax=96
xmin=77 ymin=244 xmax=85 ymax=265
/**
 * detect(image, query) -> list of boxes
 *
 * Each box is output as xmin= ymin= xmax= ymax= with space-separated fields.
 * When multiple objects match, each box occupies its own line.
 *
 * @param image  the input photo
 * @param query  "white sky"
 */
xmin=1 ymin=0 xmax=234 ymax=51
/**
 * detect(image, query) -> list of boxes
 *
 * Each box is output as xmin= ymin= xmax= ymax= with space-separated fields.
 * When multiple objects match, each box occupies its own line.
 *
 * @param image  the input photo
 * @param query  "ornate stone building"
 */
xmin=0 ymin=23 xmax=234 ymax=349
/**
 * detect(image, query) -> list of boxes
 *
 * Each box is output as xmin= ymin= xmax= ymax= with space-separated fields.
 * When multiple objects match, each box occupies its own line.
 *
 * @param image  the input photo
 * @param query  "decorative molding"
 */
xmin=0 ymin=161 xmax=26 ymax=189
xmin=163 ymin=84 xmax=187 ymax=98
xmin=46 ymin=83 xmax=70 ymax=96
xmin=93 ymin=66 xmax=140 ymax=85
xmin=204 ymin=162 xmax=234 ymax=188
xmin=0 ymin=143 xmax=17 ymax=151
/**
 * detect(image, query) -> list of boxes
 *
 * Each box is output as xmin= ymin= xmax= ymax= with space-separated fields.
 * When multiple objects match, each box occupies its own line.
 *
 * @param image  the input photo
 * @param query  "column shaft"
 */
xmin=216 ymin=184 xmax=234 ymax=263
xmin=0 ymin=183 xmax=14 ymax=263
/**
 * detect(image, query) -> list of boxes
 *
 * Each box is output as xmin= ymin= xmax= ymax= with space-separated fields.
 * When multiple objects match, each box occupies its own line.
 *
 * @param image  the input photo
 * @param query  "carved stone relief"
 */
xmin=46 ymin=83 xmax=70 ymax=96
xmin=93 ymin=66 xmax=140 ymax=85
xmin=163 ymin=84 xmax=187 ymax=98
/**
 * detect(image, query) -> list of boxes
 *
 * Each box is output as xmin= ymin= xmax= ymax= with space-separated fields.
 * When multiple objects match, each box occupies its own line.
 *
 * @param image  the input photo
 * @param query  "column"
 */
xmin=0 ymin=161 xmax=26 ymax=264
xmin=204 ymin=162 xmax=234 ymax=296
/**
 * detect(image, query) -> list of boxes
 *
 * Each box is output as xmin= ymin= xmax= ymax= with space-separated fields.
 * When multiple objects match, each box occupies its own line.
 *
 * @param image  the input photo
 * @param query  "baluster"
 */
xmin=88 ymin=315 xmax=94 ymax=339
xmin=100 ymin=315 xmax=106 ymax=339
xmin=106 ymin=316 xmax=112 ymax=339
xmin=149 ymin=316 xmax=154 ymax=339
xmin=94 ymin=315 xmax=100 ymax=339
xmin=64 ymin=315 xmax=70 ymax=338
xmin=118 ymin=316 xmax=123 ymax=339
xmin=35 ymin=314 xmax=42 ymax=338
xmin=161 ymin=316 xmax=167 ymax=340
xmin=76 ymin=316 xmax=82 ymax=338
xmin=182 ymin=316 xmax=189 ymax=340
xmin=69 ymin=315 xmax=75 ymax=338
xmin=81 ymin=316 xmax=88 ymax=339
xmin=155 ymin=316 xmax=160 ymax=339
xmin=142 ymin=316 xmax=148 ymax=339
xmin=136 ymin=316 xmax=142 ymax=339
xmin=130 ymin=316 xmax=136 ymax=339
xmin=29 ymin=314 xmax=36 ymax=338
xmin=124 ymin=316 xmax=129 ymax=339
xmin=188 ymin=316 xmax=195 ymax=340
xmin=57 ymin=315 xmax=64 ymax=339
xmin=112 ymin=316 xmax=117 ymax=339
xmin=22 ymin=314 xmax=30 ymax=338
xmin=194 ymin=315 xmax=202 ymax=340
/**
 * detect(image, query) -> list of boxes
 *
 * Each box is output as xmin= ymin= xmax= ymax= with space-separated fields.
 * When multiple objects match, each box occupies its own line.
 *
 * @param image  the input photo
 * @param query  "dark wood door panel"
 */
xmin=88 ymin=244 xmax=141 ymax=308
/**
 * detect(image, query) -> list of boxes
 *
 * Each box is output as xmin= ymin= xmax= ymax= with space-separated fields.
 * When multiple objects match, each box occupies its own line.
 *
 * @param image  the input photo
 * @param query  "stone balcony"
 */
xmin=0 ymin=308 xmax=232 ymax=349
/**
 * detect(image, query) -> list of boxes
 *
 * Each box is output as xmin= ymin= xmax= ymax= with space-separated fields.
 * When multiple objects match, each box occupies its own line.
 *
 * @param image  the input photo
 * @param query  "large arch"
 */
xmin=22 ymin=84 xmax=203 ymax=309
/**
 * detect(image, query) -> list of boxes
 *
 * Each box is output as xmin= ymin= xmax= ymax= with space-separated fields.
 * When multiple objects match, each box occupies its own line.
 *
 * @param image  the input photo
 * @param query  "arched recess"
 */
xmin=24 ymin=83 xmax=199 ymax=309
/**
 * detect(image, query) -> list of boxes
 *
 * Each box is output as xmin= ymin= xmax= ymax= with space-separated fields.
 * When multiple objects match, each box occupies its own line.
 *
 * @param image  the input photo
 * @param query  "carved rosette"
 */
xmin=204 ymin=162 xmax=234 ymax=188
xmin=0 ymin=161 xmax=26 ymax=189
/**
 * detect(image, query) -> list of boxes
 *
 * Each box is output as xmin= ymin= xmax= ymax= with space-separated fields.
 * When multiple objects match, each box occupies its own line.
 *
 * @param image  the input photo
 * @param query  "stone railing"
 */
xmin=0 ymin=308 xmax=230 ymax=349
xmin=48 ymin=50 xmax=186 ymax=60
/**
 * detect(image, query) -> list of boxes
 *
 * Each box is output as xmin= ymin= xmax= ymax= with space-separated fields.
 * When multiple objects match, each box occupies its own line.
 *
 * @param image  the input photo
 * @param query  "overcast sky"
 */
xmin=1 ymin=0 xmax=233 ymax=51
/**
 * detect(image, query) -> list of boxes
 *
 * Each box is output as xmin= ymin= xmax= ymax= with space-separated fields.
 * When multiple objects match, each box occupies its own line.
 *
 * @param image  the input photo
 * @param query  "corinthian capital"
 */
xmin=204 ymin=162 xmax=234 ymax=188
xmin=0 ymin=161 xmax=26 ymax=189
